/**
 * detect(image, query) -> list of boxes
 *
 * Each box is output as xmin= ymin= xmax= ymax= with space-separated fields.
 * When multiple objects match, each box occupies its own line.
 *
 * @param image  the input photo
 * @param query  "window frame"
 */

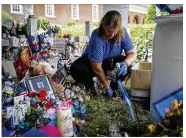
xmin=45 ymin=4 xmax=55 ymax=18
xmin=10 ymin=4 xmax=23 ymax=14
xmin=71 ymin=4 xmax=79 ymax=20
xmin=92 ymin=4 xmax=99 ymax=22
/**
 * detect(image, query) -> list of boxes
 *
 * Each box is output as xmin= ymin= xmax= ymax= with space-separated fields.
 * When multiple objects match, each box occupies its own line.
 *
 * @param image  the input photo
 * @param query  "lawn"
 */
xmin=79 ymin=91 xmax=151 ymax=137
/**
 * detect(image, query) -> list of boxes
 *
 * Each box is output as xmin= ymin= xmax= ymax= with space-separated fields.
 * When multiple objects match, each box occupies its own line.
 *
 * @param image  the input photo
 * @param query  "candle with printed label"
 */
xmin=56 ymin=106 xmax=73 ymax=137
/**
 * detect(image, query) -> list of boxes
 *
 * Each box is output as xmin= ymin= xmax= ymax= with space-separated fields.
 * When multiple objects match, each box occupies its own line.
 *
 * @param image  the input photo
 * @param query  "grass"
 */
xmin=64 ymin=76 xmax=152 ymax=137
xmin=79 ymin=94 xmax=152 ymax=137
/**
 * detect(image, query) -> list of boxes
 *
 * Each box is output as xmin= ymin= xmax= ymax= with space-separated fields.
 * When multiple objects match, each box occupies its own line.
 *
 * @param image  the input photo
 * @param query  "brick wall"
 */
xmin=128 ymin=11 xmax=146 ymax=24
xmin=2 ymin=4 xmax=25 ymax=22
xmin=2 ymin=4 xmax=103 ymax=25
xmin=2 ymin=4 xmax=145 ymax=25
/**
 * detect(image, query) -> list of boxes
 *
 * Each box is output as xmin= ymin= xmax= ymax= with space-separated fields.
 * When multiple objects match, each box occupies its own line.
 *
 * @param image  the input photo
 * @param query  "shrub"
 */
xmin=56 ymin=24 xmax=155 ymax=57
xmin=66 ymin=20 xmax=76 ymax=26
xmin=144 ymin=4 xmax=156 ymax=24
xmin=37 ymin=17 xmax=49 ymax=31
xmin=57 ymin=25 xmax=85 ymax=44
xmin=2 ymin=11 xmax=14 ymax=28
xmin=53 ymin=25 xmax=62 ymax=33
xmin=129 ymin=25 xmax=155 ymax=60
xmin=93 ymin=22 xmax=99 ymax=29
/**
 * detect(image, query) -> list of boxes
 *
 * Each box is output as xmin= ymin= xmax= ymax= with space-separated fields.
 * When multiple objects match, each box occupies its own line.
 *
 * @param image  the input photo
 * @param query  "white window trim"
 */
xmin=71 ymin=4 xmax=79 ymax=20
xmin=31 ymin=5 xmax=34 ymax=15
xmin=92 ymin=4 xmax=98 ymax=22
xmin=45 ymin=4 xmax=55 ymax=18
xmin=10 ymin=4 xmax=24 ymax=14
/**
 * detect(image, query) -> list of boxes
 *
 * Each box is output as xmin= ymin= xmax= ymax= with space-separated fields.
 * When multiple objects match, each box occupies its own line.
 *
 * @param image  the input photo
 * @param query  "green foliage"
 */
xmin=58 ymin=24 xmax=155 ymax=58
xmin=66 ymin=20 xmax=76 ymax=26
xmin=61 ymin=25 xmax=85 ymax=38
xmin=2 ymin=11 xmax=14 ymax=27
xmin=58 ymin=25 xmax=85 ymax=47
xmin=128 ymin=24 xmax=156 ymax=29
xmin=37 ymin=18 xmax=49 ymax=30
xmin=129 ymin=25 xmax=155 ymax=60
xmin=53 ymin=26 xmax=62 ymax=33
xmin=144 ymin=4 xmax=156 ymax=24
xmin=80 ymin=98 xmax=151 ymax=136
xmin=17 ymin=22 xmax=23 ymax=31
xmin=93 ymin=22 xmax=99 ymax=29
xmin=161 ymin=12 xmax=170 ymax=16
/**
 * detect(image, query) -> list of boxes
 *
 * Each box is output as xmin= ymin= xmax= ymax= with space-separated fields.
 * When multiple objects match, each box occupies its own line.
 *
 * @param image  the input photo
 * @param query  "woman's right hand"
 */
xmin=106 ymin=87 xmax=113 ymax=97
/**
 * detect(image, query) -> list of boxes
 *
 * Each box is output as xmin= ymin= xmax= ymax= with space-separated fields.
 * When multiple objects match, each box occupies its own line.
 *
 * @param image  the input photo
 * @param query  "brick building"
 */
xmin=2 ymin=4 xmax=103 ymax=26
xmin=2 ymin=4 xmax=149 ymax=25
xmin=128 ymin=4 xmax=150 ymax=24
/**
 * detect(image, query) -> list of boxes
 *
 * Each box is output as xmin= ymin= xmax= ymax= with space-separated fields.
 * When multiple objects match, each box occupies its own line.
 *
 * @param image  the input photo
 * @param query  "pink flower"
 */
xmin=165 ymin=107 xmax=170 ymax=113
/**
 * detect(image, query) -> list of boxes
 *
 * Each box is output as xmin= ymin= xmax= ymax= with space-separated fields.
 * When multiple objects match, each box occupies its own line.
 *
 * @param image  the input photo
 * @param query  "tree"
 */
xmin=144 ymin=4 xmax=156 ymax=24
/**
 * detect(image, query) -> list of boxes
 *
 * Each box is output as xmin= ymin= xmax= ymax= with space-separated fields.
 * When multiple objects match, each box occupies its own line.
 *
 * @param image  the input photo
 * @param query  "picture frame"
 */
xmin=52 ymin=68 xmax=67 ymax=85
xmin=25 ymin=75 xmax=56 ymax=99
xmin=152 ymin=87 xmax=183 ymax=120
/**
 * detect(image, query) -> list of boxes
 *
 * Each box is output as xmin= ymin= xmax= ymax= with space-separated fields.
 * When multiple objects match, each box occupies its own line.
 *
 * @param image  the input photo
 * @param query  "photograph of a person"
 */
xmin=26 ymin=75 xmax=55 ymax=99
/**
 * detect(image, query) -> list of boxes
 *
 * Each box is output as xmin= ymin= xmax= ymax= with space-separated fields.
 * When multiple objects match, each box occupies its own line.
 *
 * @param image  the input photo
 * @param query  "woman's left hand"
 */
xmin=116 ymin=61 xmax=128 ymax=77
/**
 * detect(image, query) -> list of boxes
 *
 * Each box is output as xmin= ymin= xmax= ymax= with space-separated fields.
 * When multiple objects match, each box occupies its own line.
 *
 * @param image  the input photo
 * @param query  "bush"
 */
xmin=2 ymin=11 xmax=14 ymax=28
xmin=144 ymin=4 xmax=156 ymax=24
xmin=93 ymin=22 xmax=99 ymax=29
xmin=66 ymin=20 xmax=76 ymax=26
xmin=37 ymin=18 xmax=49 ymax=31
xmin=56 ymin=25 xmax=86 ymax=47
xmin=17 ymin=22 xmax=23 ymax=31
xmin=56 ymin=24 xmax=155 ymax=58
xmin=53 ymin=25 xmax=62 ymax=33
xmin=129 ymin=25 xmax=155 ymax=60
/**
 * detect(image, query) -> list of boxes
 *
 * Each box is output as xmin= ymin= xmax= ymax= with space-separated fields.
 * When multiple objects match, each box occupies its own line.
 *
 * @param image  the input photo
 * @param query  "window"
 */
xmin=10 ymin=4 xmax=23 ymax=14
xmin=45 ymin=4 xmax=55 ymax=17
xmin=71 ymin=4 xmax=79 ymax=20
xmin=92 ymin=5 xmax=98 ymax=22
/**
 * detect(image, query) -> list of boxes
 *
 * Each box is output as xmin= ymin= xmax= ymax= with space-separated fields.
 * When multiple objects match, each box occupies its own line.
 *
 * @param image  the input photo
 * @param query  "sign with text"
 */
xmin=2 ymin=39 xmax=9 ymax=46
xmin=53 ymin=38 xmax=67 ymax=47
xmin=52 ymin=38 xmax=69 ymax=54
xmin=9 ymin=36 xmax=28 ymax=47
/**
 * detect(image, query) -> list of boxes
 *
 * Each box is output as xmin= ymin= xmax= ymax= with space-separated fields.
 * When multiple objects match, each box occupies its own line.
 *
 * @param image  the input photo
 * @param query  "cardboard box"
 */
xmin=131 ymin=62 xmax=152 ymax=89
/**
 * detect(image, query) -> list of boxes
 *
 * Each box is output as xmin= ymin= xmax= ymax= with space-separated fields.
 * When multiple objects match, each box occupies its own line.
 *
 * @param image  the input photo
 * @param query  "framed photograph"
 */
xmin=52 ymin=68 xmax=67 ymax=85
xmin=25 ymin=75 xmax=56 ymax=99
xmin=152 ymin=87 xmax=183 ymax=120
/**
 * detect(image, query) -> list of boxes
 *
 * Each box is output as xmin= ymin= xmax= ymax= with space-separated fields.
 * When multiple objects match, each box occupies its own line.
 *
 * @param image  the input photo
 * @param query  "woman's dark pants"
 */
xmin=70 ymin=56 xmax=129 ymax=90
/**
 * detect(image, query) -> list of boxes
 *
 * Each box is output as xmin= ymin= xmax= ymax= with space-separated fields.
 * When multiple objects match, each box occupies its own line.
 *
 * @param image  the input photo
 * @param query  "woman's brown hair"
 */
xmin=97 ymin=10 xmax=124 ymax=43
